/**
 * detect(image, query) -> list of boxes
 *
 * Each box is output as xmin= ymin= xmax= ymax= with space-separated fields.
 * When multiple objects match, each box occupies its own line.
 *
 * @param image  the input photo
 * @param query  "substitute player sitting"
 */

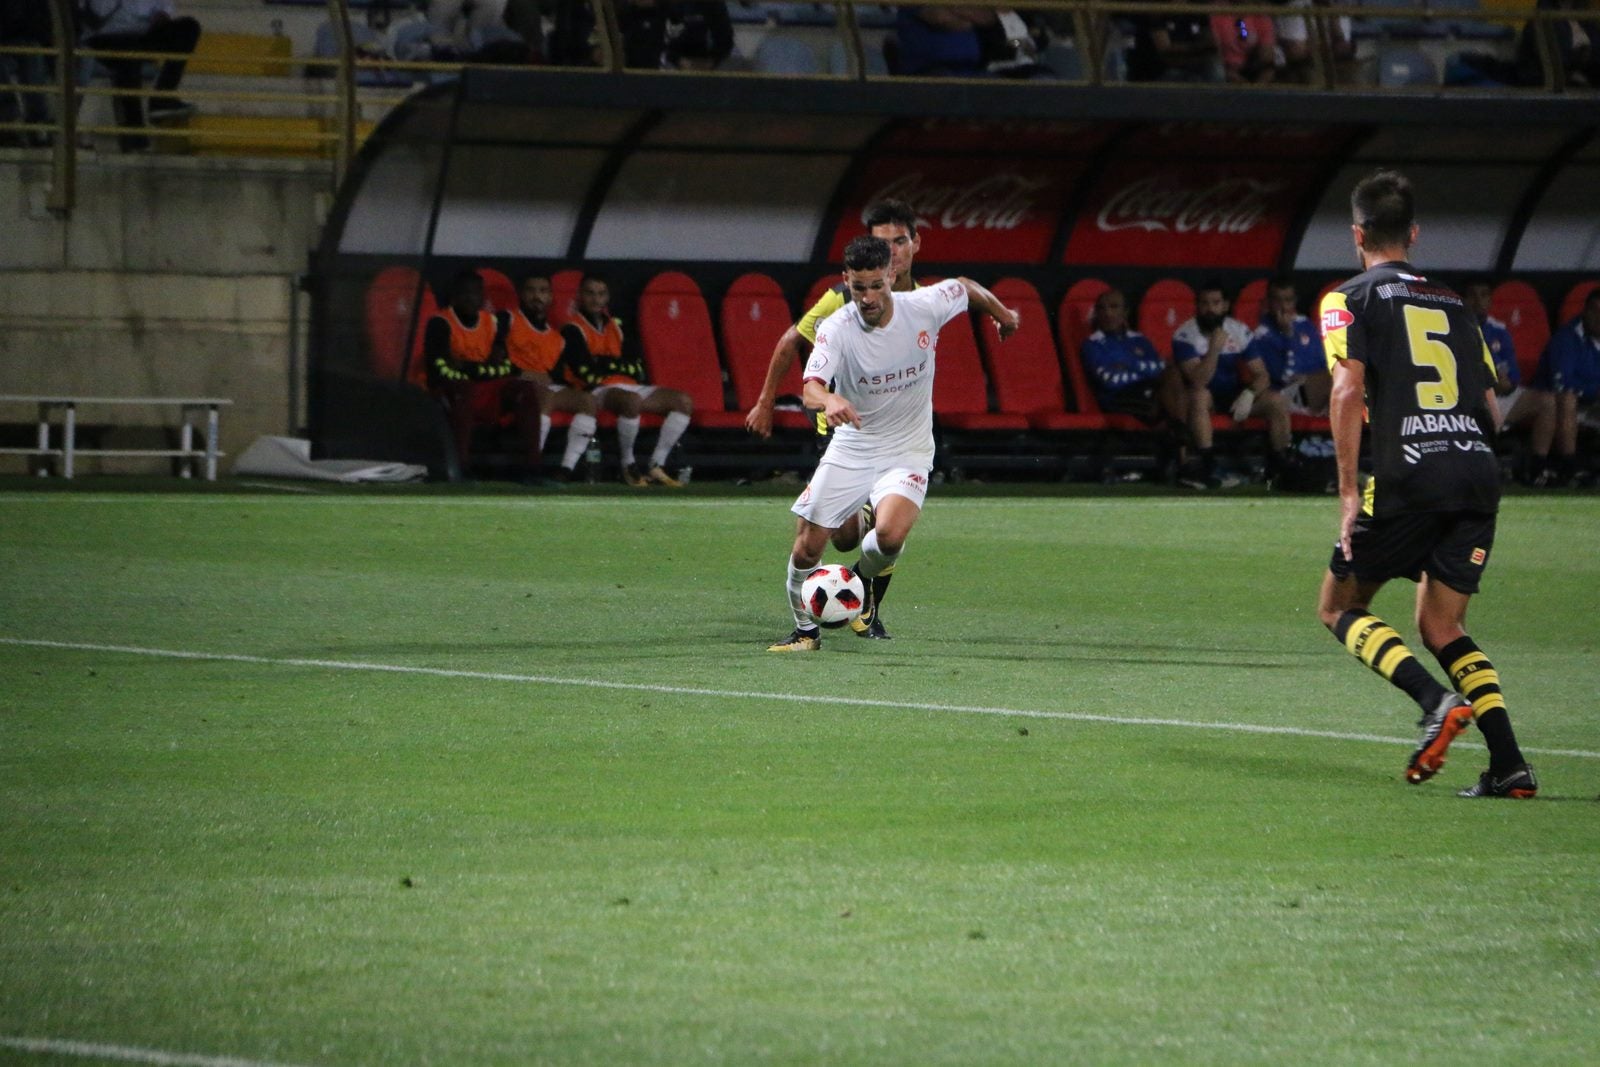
xmin=767 ymin=236 xmax=1019 ymax=652
xmin=505 ymin=274 xmax=598 ymax=481
xmin=1316 ymin=169 xmax=1535 ymax=798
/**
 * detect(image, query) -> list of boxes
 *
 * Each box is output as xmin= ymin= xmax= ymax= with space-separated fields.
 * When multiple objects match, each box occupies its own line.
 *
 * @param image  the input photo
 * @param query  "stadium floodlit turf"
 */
xmin=2 ymin=487 xmax=1597 ymax=1066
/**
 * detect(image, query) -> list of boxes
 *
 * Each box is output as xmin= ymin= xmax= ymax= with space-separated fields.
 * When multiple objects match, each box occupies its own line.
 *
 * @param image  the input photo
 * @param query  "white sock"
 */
xmin=787 ymin=557 xmax=816 ymax=631
xmin=538 ymin=413 xmax=552 ymax=452
xmin=650 ymin=410 xmax=691 ymax=468
xmin=617 ymin=415 xmax=641 ymax=467
xmin=562 ymin=413 xmax=596 ymax=470
xmin=854 ymin=529 xmax=900 ymax=581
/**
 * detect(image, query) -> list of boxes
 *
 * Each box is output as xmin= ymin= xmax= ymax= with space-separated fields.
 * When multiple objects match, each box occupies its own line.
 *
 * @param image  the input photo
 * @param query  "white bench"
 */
xmin=0 ymin=396 xmax=233 ymax=480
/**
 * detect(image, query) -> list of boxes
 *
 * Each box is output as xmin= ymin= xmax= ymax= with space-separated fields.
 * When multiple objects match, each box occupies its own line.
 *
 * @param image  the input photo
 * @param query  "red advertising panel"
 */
xmin=829 ymin=156 xmax=1083 ymax=264
xmin=1063 ymin=161 xmax=1314 ymax=268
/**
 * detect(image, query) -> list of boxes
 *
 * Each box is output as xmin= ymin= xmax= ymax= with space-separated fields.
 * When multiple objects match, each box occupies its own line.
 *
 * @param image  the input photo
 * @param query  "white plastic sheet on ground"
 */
xmin=233 ymin=436 xmax=426 ymax=483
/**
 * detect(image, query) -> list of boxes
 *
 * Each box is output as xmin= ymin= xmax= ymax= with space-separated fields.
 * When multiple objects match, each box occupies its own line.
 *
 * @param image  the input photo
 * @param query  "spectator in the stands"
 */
xmin=1210 ymin=5 xmax=1277 ymax=83
xmin=893 ymin=6 xmax=987 ymax=76
xmin=1516 ymin=0 xmax=1596 ymax=87
xmin=426 ymin=0 xmax=532 ymax=62
xmin=79 ymin=0 xmax=202 ymax=152
xmin=976 ymin=9 xmax=1055 ymax=78
xmin=548 ymin=0 xmax=731 ymax=69
xmin=1276 ymin=0 xmax=1355 ymax=85
xmin=1126 ymin=1 xmax=1219 ymax=82
xmin=0 ymin=0 xmax=53 ymax=146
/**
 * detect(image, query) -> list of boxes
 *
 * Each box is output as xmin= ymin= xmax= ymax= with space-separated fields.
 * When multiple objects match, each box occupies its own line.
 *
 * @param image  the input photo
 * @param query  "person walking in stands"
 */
xmin=560 ymin=274 xmax=693 ymax=487
xmin=79 ymin=0 xmax=202 ymax=152
xmin=1316 ymin=169 xmax=1535 ymax=798
xmin=505 ymin=274 xmax=598 ymax=481
xmin=424 ymin=268 xmax=543 ymax=480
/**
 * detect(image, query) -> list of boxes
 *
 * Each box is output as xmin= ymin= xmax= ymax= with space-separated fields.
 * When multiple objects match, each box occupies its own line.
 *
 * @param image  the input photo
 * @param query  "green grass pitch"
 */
xmin=2 ymin=486 xmax=1597 ymax=1066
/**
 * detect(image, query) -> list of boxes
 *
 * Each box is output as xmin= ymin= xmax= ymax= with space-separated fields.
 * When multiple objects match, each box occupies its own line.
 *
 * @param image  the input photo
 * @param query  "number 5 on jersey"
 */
xmin=1403 ymin=304 xmax=1459 ymax=411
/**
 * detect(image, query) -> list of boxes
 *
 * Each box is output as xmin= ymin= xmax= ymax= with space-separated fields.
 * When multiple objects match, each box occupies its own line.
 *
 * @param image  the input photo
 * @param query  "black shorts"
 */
xmin=1328 ymin=510 xmax=1496 ymax=594
xmin=1099 ymin=382 xmax=1162 ymax=423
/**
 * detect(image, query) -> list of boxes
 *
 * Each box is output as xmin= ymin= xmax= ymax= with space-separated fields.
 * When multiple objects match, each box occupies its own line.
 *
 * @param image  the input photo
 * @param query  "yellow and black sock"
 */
xmin=1333 ymin=611 xmax=1449 ymax=711
xmin=1436 ymin=635 xmax=1524 ymax=772
xmin=872 ymin=565 xmax=894 ymax=611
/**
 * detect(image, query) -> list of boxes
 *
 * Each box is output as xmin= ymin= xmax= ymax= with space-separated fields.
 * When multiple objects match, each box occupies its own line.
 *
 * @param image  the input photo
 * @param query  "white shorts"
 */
xmin=591 ymin=383 xmax=658 ymax=402
xmin=791 ymin=460 xmax=931 ymax=530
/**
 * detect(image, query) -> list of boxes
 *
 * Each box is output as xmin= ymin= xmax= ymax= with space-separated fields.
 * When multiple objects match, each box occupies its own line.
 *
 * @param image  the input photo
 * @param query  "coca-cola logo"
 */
xmin=870 ymin=171 xmax=1049 ymax=232
xmin=1096 ymin=176 xmax=1286 ymax=236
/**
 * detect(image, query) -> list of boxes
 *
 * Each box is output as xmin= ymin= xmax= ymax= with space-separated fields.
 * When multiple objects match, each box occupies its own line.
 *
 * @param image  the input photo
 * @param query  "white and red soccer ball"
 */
xmin=801 ymin=565 xmax=865 ymax=629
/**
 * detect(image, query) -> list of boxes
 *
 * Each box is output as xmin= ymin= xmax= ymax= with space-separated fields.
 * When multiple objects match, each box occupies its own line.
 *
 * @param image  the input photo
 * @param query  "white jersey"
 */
xmin=803 ymin=279 xmax=969 ymax=468
xmin=1171 ymin=315 xmax=1253 ymax=360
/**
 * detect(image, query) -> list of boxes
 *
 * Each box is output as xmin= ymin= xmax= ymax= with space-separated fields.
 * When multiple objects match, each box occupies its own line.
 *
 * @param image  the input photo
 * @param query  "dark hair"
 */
xmin=1463 ymin=277 xmax=1494 ymax=291
xmin=1268 ymin=274 xmax=1297 ymax=293
xmin=1197 ymin=278 xmax=1229 ymax=300
xmin=580 ymin=273 xmax=608 ymax=289
xmin=862 ymin=198 xmax=919 ymax=236
xmin=521 ymin=273 xmax=550 ymax=287
xmin=1351 ymin=169 xmax=1415 ymax=250
xmin=1586 ymin=289 xmax=1600 ymax=308
xmin=843 ymin=235 xmax=893 ymax=273
xmin=1095 ymin=287 xmax=1125 ymax=310
xmin=452 ymin=267 xmax=483 ymax=294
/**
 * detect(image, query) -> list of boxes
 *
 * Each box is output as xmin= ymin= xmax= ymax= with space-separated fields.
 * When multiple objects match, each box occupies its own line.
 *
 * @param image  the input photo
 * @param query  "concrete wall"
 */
xmin=0 ymin=150 xmax=330 ymax=475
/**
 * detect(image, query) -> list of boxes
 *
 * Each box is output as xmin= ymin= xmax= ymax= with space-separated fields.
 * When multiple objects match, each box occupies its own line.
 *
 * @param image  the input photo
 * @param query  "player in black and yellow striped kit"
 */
xmin=1315 ymin=170 xmax=1535 ymax=798
xmin=746 ymin=199 xmax=923 ymax=642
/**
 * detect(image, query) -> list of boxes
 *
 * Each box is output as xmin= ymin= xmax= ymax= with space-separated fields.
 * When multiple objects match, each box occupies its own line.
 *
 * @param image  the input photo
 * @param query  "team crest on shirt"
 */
xmin=1321 ymin=308 xmax=1354 ymax=334
xmin=1470 ymin=547 xmax=1486 ymax=566
xmin=917 ymin=330 xmax=931 ymax=350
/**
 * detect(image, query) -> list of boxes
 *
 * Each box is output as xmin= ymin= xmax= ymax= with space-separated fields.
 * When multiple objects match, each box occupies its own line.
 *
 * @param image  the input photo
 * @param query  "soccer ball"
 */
xmin=801 ymin=565 xmax=865 ymax=629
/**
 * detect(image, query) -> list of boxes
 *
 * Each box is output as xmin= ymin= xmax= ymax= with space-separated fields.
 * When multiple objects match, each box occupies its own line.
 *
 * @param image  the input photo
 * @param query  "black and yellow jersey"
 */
xmin=796 ymin=278 xmax=918 ymax=436
xmin=1320 ymin=261 xmax=1500 ymax=519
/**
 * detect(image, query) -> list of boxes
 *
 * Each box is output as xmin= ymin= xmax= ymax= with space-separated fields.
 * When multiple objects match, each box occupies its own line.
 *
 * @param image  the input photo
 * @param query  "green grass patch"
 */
xmin=2 ymin=490 xmax=1597 ymax=1065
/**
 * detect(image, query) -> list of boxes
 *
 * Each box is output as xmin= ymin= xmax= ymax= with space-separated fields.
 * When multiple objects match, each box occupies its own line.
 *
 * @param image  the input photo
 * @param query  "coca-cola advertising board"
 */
xmin=828 ymin=156 xmax=1082 ymax=264
xmin=1064 ymin=162 xmax=1315 ymax=268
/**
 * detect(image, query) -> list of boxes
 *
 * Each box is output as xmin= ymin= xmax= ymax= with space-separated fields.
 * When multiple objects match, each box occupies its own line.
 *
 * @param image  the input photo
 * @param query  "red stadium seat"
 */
xmin=720 ymin=273 xmax=813 ymax=431
xmin=637 ymin=271 xmax=743 ymax=429
xmin=478 ymin=268 xmax=518 ymax=315
xmin=1558 ymin=280 xmax=1599 ymax=327
xmin=804 ymin=273 xmax=843 ymax=317
xmin=1232 ymin=277 xmax=1270 ymax=330
xmin=1136 ymin=278 xmax=1195 ymax=360
xmin=1056 ymin=278 xmax=1110 ymax=411
xmin=549 ymin=269 xmax=582 ymax=328
xmin=364 ymin=265 xmax=429 ymax=382
xmin=919 ymin=276 xmax=1028 ymax=431
xmin=1490 ymin=280 xmax=1550 ymax=384
xmin=980 ymin=278 xmax=1084 ymax=431
xmin=1313 ymin=278 xmax=1345 ymax=318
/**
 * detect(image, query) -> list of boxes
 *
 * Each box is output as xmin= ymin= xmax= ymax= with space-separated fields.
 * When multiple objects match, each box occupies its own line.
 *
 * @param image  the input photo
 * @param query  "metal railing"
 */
xmin=1 ymin=0 xmax=1586 ymax=215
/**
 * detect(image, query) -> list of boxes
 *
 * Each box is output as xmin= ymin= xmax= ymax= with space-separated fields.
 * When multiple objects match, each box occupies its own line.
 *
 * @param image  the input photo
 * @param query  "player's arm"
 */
xmin=423 ymin=317 xmax=472 ymax=383
xmin=1329 ymin=356 xmax=1365 ymax=561
xmin=1231 ymin=355 xmax=1271 ymax=421
xmin=803 ymin=377 xmax=858 ymax=429
xmin=956 ymin=277 xmax=1020 ymax=338
xmin=1176 ymin=336 xmax=1216 ymax=388
xmin=744 ymin=324 xmax=808 ymax=438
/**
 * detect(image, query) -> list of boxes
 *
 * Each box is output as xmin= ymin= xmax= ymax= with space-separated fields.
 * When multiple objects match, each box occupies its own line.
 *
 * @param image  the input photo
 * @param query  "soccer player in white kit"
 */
xmin=768 ymin=235 xmax=1021 ymax=651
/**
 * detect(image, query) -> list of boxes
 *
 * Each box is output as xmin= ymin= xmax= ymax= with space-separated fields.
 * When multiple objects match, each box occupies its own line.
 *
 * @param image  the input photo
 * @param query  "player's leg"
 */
xmin=1248 ymin=387 xmax=1294 ymax=485
xmin=1504 ymin=388 xmax=1557 ymax=484
xmin=771 ymin=462 xmax=868 ymax=651
xmin=638 ymin=387 xmax=693 ymax=487
xmin=1316 ymin=514 xmax=1467 ymax=783
xmin=1178 ymin=386 xmax=1217 ymax=488
xmin=844 ymin=500 xmax=892 ymax=636
xmin=546 ymin=386 xmax=598 ymax=478
xmin=599 ymin=386 xmax=647 ymax=485
xmin=848 ymin=469 xmax=928 ymax=639
xmin=1551 ymin=390 xmax=1580 ymax=484
xmin=1414 ymin=516 xmax=1535 ymax=798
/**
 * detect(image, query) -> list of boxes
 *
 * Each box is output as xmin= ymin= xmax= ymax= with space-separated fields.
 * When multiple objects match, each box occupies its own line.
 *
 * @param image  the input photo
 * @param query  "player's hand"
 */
xmin=996 ymin=307 xmax=1021 ymax=341
xmin=1230 ymin=388 xmax=1256 ymax=423
xmin=1337 ymin=490 xmax=1360 ymax=562
xmin=744 ymin=402 xmax=773 ymax=438
xmin=822 ymin=395 xmax=860 ymax=430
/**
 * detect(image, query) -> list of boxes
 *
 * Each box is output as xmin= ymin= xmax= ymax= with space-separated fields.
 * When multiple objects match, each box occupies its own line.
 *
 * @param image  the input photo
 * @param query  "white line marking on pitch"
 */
xmin=3 ymin=636 xmax=1597 ymax=761
xmin=0 ymin=1035 xmax=311 ymax=1067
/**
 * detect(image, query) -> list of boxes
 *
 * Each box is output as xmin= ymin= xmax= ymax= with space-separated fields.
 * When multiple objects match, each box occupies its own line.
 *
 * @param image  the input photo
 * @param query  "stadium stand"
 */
xmin=979 ymin=278 xmax=1074 ymax=430
xmin=1491 ymin=279 xmax=1552 ymax=382
xmin=549 ymin=270 xmax=582 ymax=329
xmin=478 ymin=268 xmax=519 ymax=315
xmin=1056 ymin=278 xmax=1111 ymax=397
xmin=364 ymin=265 xmax=427 ymax=381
